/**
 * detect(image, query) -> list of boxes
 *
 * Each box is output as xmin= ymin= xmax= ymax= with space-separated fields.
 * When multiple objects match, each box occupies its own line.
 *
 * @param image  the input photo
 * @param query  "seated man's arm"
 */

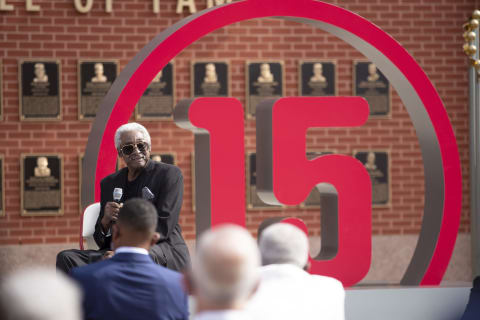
xmin=155 ymin=166 xmax=184 ymax=241
xmin=93 ymin=180 xmax=111 ymax=250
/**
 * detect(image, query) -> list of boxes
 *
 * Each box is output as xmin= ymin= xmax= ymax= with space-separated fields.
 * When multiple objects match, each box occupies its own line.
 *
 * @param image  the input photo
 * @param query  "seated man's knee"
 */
xmin=56 ymin=250 xmax=72 ymax=262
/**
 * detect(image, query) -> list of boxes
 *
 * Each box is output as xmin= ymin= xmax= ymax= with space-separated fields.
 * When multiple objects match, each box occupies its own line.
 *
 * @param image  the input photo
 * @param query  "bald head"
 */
xmin=193 ymin=225 xmax=260 ymax=308
xmin=0 ymin=268 xmax=82 ymax=320
xmin=259 ymin=223 xmax=309 ymax=268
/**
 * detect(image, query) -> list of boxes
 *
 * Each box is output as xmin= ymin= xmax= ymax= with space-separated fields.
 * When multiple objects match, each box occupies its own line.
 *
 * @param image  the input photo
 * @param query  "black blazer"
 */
xmin=93 ymin=160 xmax=190 ymax=270
xmin=71 ymin=252 xmax=189 ymax=320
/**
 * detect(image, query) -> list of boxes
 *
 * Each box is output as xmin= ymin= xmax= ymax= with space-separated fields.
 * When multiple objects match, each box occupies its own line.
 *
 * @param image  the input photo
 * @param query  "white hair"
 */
xmin=114 ymin=122 xmax=151 ymax=150
xmin=0 ymin=268 xmax=82 ymax=320
xmin=259 ymin=223 xmax=309 ymax=268
xmin=193 ymin=224 xmax=260 ymax=306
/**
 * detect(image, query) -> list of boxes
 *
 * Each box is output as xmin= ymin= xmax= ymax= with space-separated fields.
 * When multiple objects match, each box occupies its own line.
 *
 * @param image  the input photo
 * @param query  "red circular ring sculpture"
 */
xmin=82 ymin=0 xmax=462 ymax=285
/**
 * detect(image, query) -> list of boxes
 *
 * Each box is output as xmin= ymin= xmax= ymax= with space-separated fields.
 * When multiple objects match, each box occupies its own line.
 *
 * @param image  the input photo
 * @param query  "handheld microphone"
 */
xmin=113 ymin=188 xmax=123 ymax=203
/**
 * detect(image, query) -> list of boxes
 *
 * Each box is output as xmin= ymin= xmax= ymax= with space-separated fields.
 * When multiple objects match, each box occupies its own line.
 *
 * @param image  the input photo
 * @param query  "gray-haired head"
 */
xmin=259 ymin=223 xmax=309 ymax=268
xmin=0 ymin=267 xmax=82 ymax=320
xmin=114 ymin=122 xmax=151 ymax=150
xmin=193 ymin=224 xmax=260 ymax=308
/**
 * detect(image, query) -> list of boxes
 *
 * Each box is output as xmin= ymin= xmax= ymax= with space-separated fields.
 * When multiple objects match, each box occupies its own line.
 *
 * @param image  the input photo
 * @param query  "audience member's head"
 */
xmin=0 ymin=267 xmax=82 ymax=320
xmin=259 ymin=223 xmax=309 ymax=269
xmin=189 ymin=224 xmax=260 ymax=310
xmin=112 ymin=198 xmax=160 ymax=250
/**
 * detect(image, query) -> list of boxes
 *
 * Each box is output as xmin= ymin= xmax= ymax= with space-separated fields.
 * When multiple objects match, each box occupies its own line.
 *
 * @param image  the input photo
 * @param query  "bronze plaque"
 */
xmin=354 ymin=61 xmax=391 ymax=117
xmin=246 ymin=61 xmax=284 ymax=118
xmin=299 ymin=60 xmax=336 ymax=96
xmin=0 ymin=155 xmax=4 ymax=217
xmin=150 ymin=152 xmax=175 ymax=165
xmin=247 ymin=152 xmax=282 ymax=210
xmin=19 ymin=59 xmax=61 ymax=121
xmin=192 ymin=61 xmax=229 ymax=97
xmin=21 ymin=154 xmax=63 ymax=216
xmin=301 ymin=151 xmax=333 ymax=208
xmin=135 ymin=62 xmax=174 ymax=120
xmin=78 ymin=60 xmax=118 ymax=120
xmin=353 ymin=150 xmax=391 ymax=206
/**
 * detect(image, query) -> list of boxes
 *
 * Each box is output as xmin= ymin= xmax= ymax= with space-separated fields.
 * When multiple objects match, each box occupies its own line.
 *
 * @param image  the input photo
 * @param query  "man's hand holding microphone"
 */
xmin=101 ymin=188 xmax=123 ymax=233
xmin=99 ymin=188 xmax=123 ymax=260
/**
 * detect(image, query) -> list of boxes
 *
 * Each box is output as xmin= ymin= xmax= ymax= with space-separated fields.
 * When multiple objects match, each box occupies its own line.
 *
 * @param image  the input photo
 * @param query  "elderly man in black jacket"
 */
xmin=56 ymin=123 xmax=190 ymax=274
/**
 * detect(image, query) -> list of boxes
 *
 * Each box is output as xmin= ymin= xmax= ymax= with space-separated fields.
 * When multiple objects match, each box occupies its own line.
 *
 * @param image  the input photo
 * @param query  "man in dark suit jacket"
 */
xmin=71 ymin=198 xmax=189 ymax=320
xmin=461 ymin=276 xmax=480 ymax=320
xmin=57 ymin=123 xmax=190 ymax=273
xmin=93 ymin=158 xmax=189 ymax=271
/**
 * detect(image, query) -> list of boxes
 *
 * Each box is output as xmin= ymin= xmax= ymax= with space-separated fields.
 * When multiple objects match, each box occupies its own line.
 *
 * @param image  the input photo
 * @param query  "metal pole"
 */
xmin=466 ymin=12 xmax=480 ymax=278
xmin=470 ymin=42 xmax=479 ymax=278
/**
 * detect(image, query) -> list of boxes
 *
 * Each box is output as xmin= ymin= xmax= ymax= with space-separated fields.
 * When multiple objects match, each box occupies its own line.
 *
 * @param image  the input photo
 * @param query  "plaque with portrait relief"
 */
xmin=78 ymin=60 xmax=118 ymax=120
xmin=299 ymin=60 xmax=336 ymax=97
xmin=353 ymin=150 xmax=390 ymax=206
xmin=301 ymin=151 xmax=334 ymax=208
xmin=247 ymin=152 xmax=283 ymax=210
xmin=0 ymin=155 xmax=4 ymax=217
xmin=353 ymin=61 xmax=391 ymax=118
xmin=191 ymin=61 xmax=229 ymax=97
xmin=19 ymin=59 xmax=61 ymax=121
xmin=21 ymin=154 xmax=63 ymax=216
xmin=246 ymin=61 xmax=284 ymax=118
xmin=150 ymin=152 xmax=176 ymax=165
xmin=135 ymin=62 xmax=175 ymax=120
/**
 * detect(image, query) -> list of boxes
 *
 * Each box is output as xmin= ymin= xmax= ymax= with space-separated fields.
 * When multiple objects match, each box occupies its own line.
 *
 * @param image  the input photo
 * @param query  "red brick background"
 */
xmin=0 ymin=0 xmax=473 ymax=244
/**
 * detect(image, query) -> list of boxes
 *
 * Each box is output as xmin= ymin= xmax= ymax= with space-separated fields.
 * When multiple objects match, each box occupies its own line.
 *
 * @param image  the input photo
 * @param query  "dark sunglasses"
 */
xmin=121 ymin=142 xmax=148 ymax=155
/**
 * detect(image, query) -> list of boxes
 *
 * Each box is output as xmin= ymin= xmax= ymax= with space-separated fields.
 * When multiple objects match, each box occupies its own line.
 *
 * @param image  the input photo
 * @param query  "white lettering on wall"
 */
xmin=0 ymin=0 xmax=13 ymax=11
xmin=0 ymin=0 xmax=234 ymax=14
xmin=105 ymin=0 xmax=112 ymax=13
xmin=206 ymin=0 xmax=232 ymax=9
xmin=176 ymin=0 xmax=196 ymax=14
xmin=153 ymin=0 xmax=160 ymax=13
xmin=26 ymin=0 xmax=40 ymax=11
xmin=74 ymin=0 xmax=94 ymax=13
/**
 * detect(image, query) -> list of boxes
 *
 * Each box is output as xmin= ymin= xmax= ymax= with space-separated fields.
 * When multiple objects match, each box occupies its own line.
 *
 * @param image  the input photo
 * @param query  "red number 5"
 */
xmin=256 ymin=97 xmax=371 ymax=287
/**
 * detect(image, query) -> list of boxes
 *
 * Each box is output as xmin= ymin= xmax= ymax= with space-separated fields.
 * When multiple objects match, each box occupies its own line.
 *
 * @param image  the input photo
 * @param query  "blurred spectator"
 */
xmin=186 ymin=224 xmax=260 ymax=320
xmin=0 ymin=267 xmax=82 ymax=320
xmin=246 ymin=223 xmax=345 ymax=320
xmin=461 ymin=276 xmax=480 ymax=320
xmin=71 ymin=198 xmax=188 ymax=320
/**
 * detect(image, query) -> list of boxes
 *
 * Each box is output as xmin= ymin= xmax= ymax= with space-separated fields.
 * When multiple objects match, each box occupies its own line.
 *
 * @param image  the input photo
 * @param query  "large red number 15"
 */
xmin=175 ymin=96 xmax=371 ymax=286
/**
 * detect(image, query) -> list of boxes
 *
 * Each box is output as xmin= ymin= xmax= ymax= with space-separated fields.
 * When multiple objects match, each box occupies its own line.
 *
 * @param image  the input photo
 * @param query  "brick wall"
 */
xmin=0 ymin=0 xmax=473 ymax=244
